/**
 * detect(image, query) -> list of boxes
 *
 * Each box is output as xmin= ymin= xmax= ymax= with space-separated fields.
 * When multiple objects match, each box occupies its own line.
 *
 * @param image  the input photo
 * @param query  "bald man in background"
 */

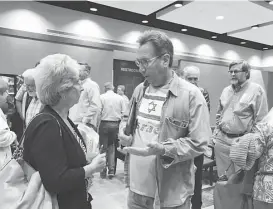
xmin=183 ymin=66 xmax=210 ymax=112
xmin=176 ymin=65 xmax=210 ymax=209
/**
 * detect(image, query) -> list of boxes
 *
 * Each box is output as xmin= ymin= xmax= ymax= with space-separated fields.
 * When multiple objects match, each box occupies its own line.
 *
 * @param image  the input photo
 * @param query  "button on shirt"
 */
xmin=69 ymin=78 xmax=102 ymax=127
xmin=216 ymin=81 xmax=268 ymax=137
xmin=100 ymin=90 xmax=126 ymax=121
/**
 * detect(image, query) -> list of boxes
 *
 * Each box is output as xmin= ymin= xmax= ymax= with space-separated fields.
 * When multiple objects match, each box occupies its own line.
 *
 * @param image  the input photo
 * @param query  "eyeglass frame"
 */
xmin=135 ymin=54 xmax=166 ymax=68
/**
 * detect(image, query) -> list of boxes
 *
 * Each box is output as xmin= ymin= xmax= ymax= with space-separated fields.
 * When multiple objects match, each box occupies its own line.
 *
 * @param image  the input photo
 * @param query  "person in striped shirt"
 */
xmin=230 ymin=107 xmax=273 ymax=209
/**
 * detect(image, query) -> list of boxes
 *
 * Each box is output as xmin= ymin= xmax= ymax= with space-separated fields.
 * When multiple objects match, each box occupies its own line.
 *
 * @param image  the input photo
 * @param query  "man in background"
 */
xmin=117 ymin=85 xmax=130 ymax=110
xmin=212 ymin=60 xmax=268 ymax=178
xmin=99 ymin=82 xmax=126 ymax=179
xmin=0 ymin=78 xmax=17 ymax=168
xmin=15 ymin=68 xmax=43 ymax=128
xmin=69 ymin=63 xmax=101 ymax=131
xmin=182 ymin=65 xmax=210 ymax=209
xmin=182 ymin=65 xmax=210 ymax=112
xmin=15 ymin=61 xmax=40 ymax=121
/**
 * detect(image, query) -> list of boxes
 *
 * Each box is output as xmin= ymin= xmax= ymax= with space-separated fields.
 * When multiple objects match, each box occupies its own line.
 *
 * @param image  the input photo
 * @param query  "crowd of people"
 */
xmin=0 ymin=29 xmax=272 ymax=209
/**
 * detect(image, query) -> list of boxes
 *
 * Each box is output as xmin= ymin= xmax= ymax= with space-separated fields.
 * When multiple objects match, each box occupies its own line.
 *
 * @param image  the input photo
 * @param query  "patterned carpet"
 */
xmin=90 ymin=160 xmax=215 ymax=209
xmin=202 ymin=186 xmax=214 ymax=208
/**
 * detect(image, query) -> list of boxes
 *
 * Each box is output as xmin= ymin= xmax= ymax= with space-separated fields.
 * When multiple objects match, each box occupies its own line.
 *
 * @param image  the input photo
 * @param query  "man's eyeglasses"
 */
xmin=187 ymin=77 xmax=198 ymax=81
xmin=135 ymin=54 xmax=164 ymax=68
xmin=228 ymin=70 xmax=244 ymax=74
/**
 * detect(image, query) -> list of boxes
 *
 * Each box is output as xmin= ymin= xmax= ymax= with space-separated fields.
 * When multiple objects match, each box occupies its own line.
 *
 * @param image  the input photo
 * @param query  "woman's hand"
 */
xmin=90 ymin=153 xmax=106 ymax=172
xmin=86 ymin=152 xmax=97 ymax=164
xmin=84 ymin=153 xmax=106 ymax=177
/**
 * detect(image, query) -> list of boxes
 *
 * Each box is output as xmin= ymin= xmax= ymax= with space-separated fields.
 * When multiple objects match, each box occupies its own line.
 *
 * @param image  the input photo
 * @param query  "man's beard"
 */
xmin=230 ymin=79 xmax=238 ymax=85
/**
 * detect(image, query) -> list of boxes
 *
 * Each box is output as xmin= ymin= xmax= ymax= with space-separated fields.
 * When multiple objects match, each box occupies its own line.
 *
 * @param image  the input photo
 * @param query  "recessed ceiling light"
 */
xmin=240 ymin=41 xmax=246 ymax=45
xmin=90 ymin=8 xmax=97 ymax=12
xmin=174 ymin=3 xmax=183 ymax=8
xmin=251 ymin=25 xmax=259 ymax=29
xmin=216 ymin=16 xmax=224 ymax=20
xmin=263 ymin=47 xmax=268 ymax=50
xmin=142 ymin=20 xmax=148 ymax=24
xmin=211 ymin=36 xmax=217 ymax=39
xmin=181 ymin=28 xmax=187 ymax=32
xmin=269 ymin=1 xmax=273 ymax=5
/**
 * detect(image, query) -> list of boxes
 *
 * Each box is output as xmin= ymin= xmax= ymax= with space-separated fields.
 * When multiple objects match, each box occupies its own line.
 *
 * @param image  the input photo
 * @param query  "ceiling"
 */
xmin=41 ymin=0 xmax=273 ymax=51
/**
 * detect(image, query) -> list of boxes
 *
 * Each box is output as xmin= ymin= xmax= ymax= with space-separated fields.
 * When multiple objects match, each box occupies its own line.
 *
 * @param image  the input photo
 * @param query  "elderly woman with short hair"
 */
xmin=23 ymin=54 xmax=106 ymax=209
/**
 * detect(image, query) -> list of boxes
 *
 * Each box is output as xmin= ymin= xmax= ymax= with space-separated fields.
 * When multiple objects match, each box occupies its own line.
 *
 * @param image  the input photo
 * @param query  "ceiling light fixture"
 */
xmin=211 ymin=36 xmax=217 ymax=39
xmin=142 ymin=20 xmax=148 ymax=24
xmin=90 ymin=8 xmax=97 ymax=12
xmin=251 ymin=25 xmax=259 ymax=29
xmin=216 ymin=16 xmax=224 ymax=20
xmin=240 ymin=41 xmax=246 ymax=45
xmin=174 ymin=3 xmax=183 ymax=8
xmin=181 ymin=28 xmax=187 ymax=32
xmin=263 ymin=47 xmax=268 ymax=50
xmin=269 ymin=1 xmax=273 ymax=5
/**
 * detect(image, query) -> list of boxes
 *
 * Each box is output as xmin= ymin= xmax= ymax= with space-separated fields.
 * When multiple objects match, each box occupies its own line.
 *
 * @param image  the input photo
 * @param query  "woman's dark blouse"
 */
xmin=23 ymin=105 xmax=90 ymax=209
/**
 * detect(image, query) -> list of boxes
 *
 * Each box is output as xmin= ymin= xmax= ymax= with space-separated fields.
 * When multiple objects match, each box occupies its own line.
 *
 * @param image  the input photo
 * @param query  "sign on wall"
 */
xmin=113 ymin=59 xmax=144 ymax=99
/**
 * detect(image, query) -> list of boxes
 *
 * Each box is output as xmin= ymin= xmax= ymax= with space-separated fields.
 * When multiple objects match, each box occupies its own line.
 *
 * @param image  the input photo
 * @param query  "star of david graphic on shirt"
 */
xmin=148 ymin=101 xmax=157 ymax=113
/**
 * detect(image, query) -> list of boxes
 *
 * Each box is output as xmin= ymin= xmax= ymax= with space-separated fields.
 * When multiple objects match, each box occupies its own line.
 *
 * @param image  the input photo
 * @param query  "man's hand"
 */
xmin=118 ymin=128 xmax=133 ymax=146
xmin=123 ymin=141 xmax=165 ymax=156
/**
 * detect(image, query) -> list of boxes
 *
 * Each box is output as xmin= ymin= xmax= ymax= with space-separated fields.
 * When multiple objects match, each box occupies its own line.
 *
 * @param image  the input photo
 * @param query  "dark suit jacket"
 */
xmin=23 ymin=105 xmax=91 ymax=209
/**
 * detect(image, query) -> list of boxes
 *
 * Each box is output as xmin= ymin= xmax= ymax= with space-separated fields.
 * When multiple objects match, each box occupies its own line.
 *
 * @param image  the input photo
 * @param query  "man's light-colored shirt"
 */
xmin=70 ymin=78 xmax=102 ymax=127
xmin=25 ymin=97 xmax=42 ymax=126
xmin=122 ymin=94 xmax=130 ymax=109
xmin=216 ymin=81 xmax=267 ymax=141
xmin=0 ymin=108 xmax=16 ymax=168
xmin=100 ymin=90 xmax=126 ymax=121
xmin=130 ymin=86 xmax=167 ymax=197
xmin=15 ymin=85 xmax=26 ymax=101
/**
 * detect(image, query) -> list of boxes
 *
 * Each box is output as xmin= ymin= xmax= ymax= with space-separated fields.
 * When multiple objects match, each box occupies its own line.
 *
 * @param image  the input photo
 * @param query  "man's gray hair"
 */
xmin=34 ymin=54 xmax=80 ymax=106
xmin=138 ymin=30 xmax=174 ymax=67
xmin=104 ymin=82 xmax=114 ymax=91
xmin=183 ymin=65 xmax=200 ymax=79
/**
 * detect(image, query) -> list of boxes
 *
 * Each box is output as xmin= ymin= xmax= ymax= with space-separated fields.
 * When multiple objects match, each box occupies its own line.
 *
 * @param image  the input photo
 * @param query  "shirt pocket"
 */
xmin=234 ymin=95 xmax=253 ymax=116
xmin=161 ymin=117 xmax=189 ymax=141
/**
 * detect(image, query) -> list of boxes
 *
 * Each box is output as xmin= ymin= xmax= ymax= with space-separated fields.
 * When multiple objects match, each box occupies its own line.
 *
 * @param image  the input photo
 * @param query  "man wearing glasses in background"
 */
xmin=212 ymin=60 xmax=268 ymax=179
xmin=15 ymin=68 xmax=43 ymax=128
xmin=119 ymin=30 xmax=211 ymax=209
